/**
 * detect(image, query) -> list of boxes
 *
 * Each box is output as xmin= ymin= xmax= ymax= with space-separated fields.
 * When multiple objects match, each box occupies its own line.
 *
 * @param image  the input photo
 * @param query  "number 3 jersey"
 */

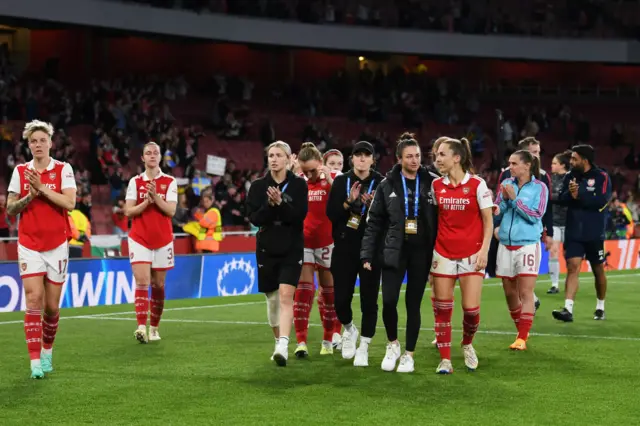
xmin=431 ymin=173 xmax=493 ymax=259
xmin=302 ymin=171 xmax=340 ymax=249
xmin=126 ymin=171 xmax=178 ymax=249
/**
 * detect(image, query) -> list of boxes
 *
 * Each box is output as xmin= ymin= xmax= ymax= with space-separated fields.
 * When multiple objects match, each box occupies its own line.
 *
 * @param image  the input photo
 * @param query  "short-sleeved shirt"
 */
xmin=431 ymin=173 xmax=493 ymax=259
xmin=302 ymin=170 xmax=340 ymax=249
xmin=126 ymin=171 xmax=178 ymax=249
xmin=9 ymin=159 xmax=76 ymax=252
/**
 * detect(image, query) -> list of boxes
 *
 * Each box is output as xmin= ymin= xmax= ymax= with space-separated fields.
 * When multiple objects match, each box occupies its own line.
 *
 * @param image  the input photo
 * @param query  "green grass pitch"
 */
xmin=1 ymin=270 xmax=639 ymax=425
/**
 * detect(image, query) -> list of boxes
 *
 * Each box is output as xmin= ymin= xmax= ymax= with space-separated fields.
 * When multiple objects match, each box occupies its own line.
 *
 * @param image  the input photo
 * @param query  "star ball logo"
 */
xmin=216 ymin=257 xmax=256 ymax=296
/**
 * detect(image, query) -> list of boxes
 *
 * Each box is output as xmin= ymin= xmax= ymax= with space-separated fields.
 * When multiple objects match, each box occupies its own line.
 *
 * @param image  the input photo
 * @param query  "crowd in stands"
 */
xmin=2 ymin=18 xmax=640 ymax=240
xmin=117 ymin=0 xmax=638 ymax=39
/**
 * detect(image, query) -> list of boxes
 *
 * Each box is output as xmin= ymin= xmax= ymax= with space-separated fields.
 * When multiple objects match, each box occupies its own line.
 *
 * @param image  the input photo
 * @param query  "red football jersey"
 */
xmin=8 ymin=159 xmax=76 ymax=252
xmin=432 ymin=173 xmax=493 ymax=259
xmin=126 ymin=171 xmax=178 ymax=250
xmin=302 ymin=170 xmax=340 ymax=249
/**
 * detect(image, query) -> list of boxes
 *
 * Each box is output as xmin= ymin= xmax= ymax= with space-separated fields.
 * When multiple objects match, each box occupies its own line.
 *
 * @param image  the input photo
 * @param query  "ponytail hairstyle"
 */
xmin=323 ymin=149 xmax=343 ymax=165
xmin=298 ymin=141 xmax=323 ymax=163
xmin=442 ymin=137 xmax=475 ymax=174
xmin=554 ymin=150 xmax=572 ymax=172
xmin=514 ymin=149 xmax=541 ymax=179
xmin=396 ymin=132 xmax=420 ymax=159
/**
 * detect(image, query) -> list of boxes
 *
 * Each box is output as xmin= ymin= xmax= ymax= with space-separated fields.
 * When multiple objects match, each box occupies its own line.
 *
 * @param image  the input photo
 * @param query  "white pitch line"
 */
xmin=0 ymin=272 xmax=636 ymax=327
xmin=71 ymin=315 xmax=640 ymax=342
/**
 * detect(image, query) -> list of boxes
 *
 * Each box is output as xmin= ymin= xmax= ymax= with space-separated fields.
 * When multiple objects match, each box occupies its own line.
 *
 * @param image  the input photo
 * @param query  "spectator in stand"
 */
xmin=112 ymin=196 xmax=129 ymax=236
xmin=109 ymin=166 xmax=126 ymax=201
xmin=222 ymin=187 xmax=248 ymax=227
xmin=0 ymin=193 xmax=9 ymax=240
xmin=78 ymin=193 xmax=93 ymax=222
xmin=172 ymin=193 xmax=191 ymax=233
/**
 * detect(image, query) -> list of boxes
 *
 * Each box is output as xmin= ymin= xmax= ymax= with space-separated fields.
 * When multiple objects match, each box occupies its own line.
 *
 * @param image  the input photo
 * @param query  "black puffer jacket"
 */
xmin=360 ymin=164 xmax=439 ymax=269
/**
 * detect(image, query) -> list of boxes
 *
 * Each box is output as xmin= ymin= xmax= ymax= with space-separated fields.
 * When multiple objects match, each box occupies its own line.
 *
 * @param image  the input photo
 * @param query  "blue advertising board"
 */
xmin=0 ymin=248 xmax=551 ymax=312
xmin=0 ymin=254 xmax=259 ymax=313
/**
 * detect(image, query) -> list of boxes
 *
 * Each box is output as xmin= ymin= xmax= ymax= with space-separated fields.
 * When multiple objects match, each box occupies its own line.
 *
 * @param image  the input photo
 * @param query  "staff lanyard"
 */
xmin=347 ymin=177 xmax=376 ymax=215
xmin=401 ymin=174 xmax=419 ymax=218
xmin=281 ymin=182 xmax=289 ymax=193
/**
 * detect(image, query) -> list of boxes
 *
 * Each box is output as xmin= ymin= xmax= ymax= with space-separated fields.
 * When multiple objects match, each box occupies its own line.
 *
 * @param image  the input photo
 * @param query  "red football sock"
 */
xmin=518 ymin=312 xmax=534 ymax=340
xmin=135 ymin=286 xmax=149 ymax=326
xmin=434 ymin=299 xmax=454 ymax=360
xmin=150 ymin=286 xmax=165 ymax=327
xmin=24 ymin=309 xmax=42 ymax=361
xmin=42 ymin=310 xmax=60 ymax=350
xmin=462 ymin=306 xmax=480 ymax=345
xmin=333 ymin=321 xmax=342 ymax=335
xmin=320 ymin=286 xmax=337 ymax=341
xmin=317 ymin=291 xmax=326 ymax=330
xmin=509 ymin=304 xmax=522 ymax=330
xmin=294 ymin=281 xmax=315 ymax=344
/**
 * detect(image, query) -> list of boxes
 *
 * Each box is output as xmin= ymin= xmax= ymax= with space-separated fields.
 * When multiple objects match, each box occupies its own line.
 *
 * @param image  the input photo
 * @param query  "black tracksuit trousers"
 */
xmin=331 ymin=242 xmax=381 ymax=339
xmin=380 ymin=244 xmax=430 ymax=352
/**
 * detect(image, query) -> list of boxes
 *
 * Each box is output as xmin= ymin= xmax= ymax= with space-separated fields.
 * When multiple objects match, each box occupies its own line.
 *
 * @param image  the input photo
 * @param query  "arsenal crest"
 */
xmin=587 ymin=179 xmax=595 ymax=187
xmin=130 ymin=252 xmax=134 ymax=260
xmin=50 ymin=173 xmax=56 ymax=180
xmin=432 ymin=261 xmax=438 ymax=270
xmin=21 ymin=263 xmax=27 ymax=272
xmin=462 ymin=187 xmax=470 ymax=195
xmin=161 ymin=184 xmax=167 ymax=190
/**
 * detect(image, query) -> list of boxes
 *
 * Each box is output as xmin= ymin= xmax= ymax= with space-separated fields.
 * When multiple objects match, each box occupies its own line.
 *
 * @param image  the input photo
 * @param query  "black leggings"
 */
xmin=486 ymin=236 xmax=500 ymax=277
xmin=381 ymin=244 xmax=430 ymax=352
xmin=331 ymin=243 xmax=381 ymax=339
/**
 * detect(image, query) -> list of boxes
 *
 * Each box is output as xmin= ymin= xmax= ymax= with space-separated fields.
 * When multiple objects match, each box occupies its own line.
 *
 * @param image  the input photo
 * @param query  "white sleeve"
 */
xmin=61 ymin=163 xmax=77 ymax=190
xmin=430 ymin=180 xmax=438 ymax=205
xmin=166 ymin=179 xmax=178 ymax=203
xmin=476 ymin=178 xmax=494 ymax=210
xmin=125 ymin=177 xmax=138 ymax=201
xmin=8 ymin=167 xmax=20 ymax=194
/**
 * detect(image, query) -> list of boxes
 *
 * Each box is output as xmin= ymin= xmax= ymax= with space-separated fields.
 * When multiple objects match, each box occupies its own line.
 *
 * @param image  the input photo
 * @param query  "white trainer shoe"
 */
xmin=462 ymin=344 xmax=478 ymax=371
xmin=396 ymin=354 xmax=415 ymax=373
xmin=270 ymin=341 xmax=277 ymax=361
xmin=273 ymin=341 xmax=288 ymax=367
xmin=332 ymin=332 xmax=343 ymax=350
xmin=436 ymin=359 xmax=453 ymax=374
xmin=381 ymin=342 xmax=401 ymax=372
xmin=134 ymin=325 xmax=148 ymax=344
xmin=431 ymin=337 xmax=437 ymax=347
xmin=149 ymin=326 xmax=161 ymax=341
xmin=341 ymin=326 xmax=359 ymax=360
xmin=353 ymin=345 xmax=369 ymax=367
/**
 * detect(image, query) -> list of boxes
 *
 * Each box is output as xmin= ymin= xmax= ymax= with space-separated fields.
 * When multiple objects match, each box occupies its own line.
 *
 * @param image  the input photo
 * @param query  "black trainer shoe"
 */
xmin=535 ymin=298 xmax=541 ymax=313
xmin=552 ymin=307 xmax=573 ymax=322
xmin=593 ymin=309 xmax=605 ymax=320
xmin=547 ymin=286 xmax=560 ymax=294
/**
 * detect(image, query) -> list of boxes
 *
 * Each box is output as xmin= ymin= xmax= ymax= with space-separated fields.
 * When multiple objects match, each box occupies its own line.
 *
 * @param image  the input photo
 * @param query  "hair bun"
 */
xmin=301 ymin=142 xmax=316 ymax=149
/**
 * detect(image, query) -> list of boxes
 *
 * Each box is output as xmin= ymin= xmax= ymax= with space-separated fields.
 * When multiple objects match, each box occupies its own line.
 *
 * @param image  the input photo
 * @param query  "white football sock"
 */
xmin=564 ymin=299 xmax=574 ymax=314
xmin=549 ymin=259 xmax=560 ymax=287
xmin=596 ymin=299 xmax=605 ymax=311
